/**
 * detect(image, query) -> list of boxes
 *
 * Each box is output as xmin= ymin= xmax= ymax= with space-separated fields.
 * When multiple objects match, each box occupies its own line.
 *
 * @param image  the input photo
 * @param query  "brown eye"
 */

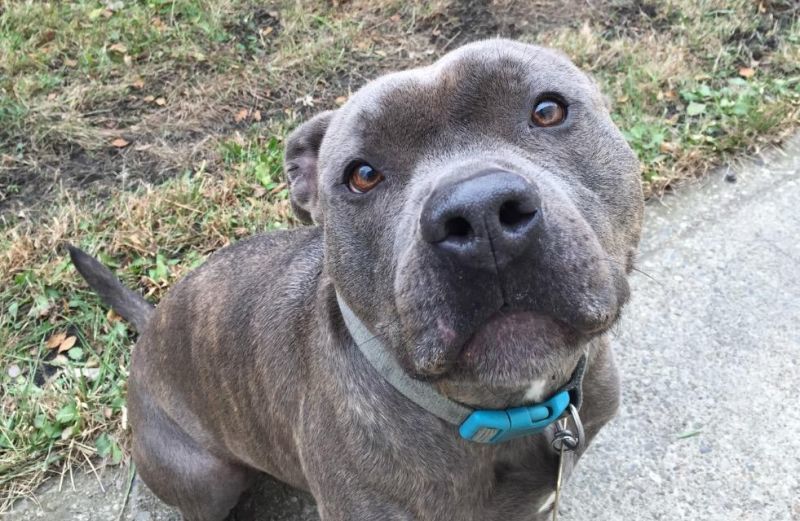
xmin=348 ymin=163 xmax=384 ymax=193
xmin=531 ymin=98 xmax=566 ymax=127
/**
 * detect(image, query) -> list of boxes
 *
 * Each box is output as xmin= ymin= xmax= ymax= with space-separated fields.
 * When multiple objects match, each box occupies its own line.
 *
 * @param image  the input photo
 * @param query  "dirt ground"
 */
xmin=3 ymin=0 xmax=766 ymax=217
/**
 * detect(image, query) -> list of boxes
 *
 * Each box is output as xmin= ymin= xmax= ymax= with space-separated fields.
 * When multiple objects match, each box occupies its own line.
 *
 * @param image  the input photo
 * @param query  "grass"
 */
xmin=1 ymin=0 xmax=799 ymax=510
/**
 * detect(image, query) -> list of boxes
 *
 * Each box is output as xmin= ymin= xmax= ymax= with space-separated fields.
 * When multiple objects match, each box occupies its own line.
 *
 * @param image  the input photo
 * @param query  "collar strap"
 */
xmin=336 ymin=293 xmax=588 ymax=444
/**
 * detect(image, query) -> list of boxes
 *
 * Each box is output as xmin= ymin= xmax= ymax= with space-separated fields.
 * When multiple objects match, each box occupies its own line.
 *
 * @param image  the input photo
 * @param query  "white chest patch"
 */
xmin=537 ymin=491 xmax=556 ymax=513
xmin=523 ymin=379 xmax=548 ymax=403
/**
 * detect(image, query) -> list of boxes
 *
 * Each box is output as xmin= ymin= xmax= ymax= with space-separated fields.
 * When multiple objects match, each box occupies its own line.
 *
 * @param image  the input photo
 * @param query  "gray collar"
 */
xmin=336 ymin=293 xmax=587 ymax=444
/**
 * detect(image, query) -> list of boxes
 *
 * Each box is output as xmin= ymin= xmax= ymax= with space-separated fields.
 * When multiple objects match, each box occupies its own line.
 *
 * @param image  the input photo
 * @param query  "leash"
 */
xmin=336 ymin=293 xmax=587 ymax=518
xmin=550 ymin=404 xmax=584 ymax=520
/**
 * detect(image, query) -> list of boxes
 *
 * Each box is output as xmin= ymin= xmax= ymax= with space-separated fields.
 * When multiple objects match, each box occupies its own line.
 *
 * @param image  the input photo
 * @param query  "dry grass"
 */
xmin=1 ymin=0 xmax=799 ymax=510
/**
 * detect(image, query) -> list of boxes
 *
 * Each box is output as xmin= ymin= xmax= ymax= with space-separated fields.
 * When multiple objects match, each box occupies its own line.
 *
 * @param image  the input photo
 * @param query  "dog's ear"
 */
xmin=284 ymin=111 xmax=335 ymax=225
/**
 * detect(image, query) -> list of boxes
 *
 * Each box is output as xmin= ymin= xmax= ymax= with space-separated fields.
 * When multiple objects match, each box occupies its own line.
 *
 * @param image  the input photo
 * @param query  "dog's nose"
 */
xmin=420 ymin=170 xmax=542 ymax=269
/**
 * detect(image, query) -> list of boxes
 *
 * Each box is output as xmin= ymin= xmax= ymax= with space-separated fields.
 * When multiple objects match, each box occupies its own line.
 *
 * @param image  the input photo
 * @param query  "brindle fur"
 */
xmin=70 ymin=39 xmax=644 ymax=521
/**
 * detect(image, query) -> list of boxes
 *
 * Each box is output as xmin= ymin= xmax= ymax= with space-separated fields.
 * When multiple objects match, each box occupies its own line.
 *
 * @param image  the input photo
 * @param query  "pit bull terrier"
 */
xmin=69 ymin=38 xmax=644 ymax=520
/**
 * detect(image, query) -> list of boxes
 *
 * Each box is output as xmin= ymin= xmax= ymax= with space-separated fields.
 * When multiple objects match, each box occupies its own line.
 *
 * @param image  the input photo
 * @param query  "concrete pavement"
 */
xmin=6 ymin=133 xmax=800 ymax=520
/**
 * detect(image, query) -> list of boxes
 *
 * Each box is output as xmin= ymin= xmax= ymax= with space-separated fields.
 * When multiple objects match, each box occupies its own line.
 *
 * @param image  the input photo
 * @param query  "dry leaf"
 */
xmin=64 ymin=58 xmax=78 ymax=67
xmin=335 ymin=96 xmax=348 ymax=106
xmin=109 ymin=42 xmax=128 ymax=54
xmin=154 ymin=97 xmax=166 ymax=106
xmin=47 ymin=92 xmax=57 ymax=101
xmin=132 ymin=78 xmax=145 ymax=89
xmin=106 ymin=308 xmax=121 ymax=322
xmin=252 ymin=110 xmax=262 ymax=122
xmin=143 ymin=95 xmax=155 ymax=102
xmin=659 ymin=141 xmax=677 ymax=154
xmin=58 ymin=336 xmax=77 ymax=353
xmin=738 ymin=67 xmax=755 ymax=78
xmin=46 ymin=332 xmax=67 ymax=349
xmin=234 ymin=108 xmax=249 ymax=122
xmin=111 ymin=138 xmax=130 ymax=148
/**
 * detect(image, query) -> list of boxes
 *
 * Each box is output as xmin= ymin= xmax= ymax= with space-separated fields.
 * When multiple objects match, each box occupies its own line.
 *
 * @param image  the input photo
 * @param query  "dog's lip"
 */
xmin=457 ymin=309 xmax=574 ymax=356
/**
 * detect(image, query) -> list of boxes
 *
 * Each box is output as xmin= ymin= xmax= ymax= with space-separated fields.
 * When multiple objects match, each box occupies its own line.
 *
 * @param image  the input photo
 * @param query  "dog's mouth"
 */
xmin=405 ymin=301 xmax=621 ymax=396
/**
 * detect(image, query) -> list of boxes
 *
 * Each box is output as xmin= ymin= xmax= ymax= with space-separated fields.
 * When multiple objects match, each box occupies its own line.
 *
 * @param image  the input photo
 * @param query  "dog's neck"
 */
xmin=335 ymin=290 xmax=587 ymax=444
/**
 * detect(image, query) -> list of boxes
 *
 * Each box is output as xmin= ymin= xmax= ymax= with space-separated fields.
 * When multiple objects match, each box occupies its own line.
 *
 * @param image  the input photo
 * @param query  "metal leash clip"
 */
xmin=549 ymin=404 xmax=584 ymax=521
xmin=551 ymin=403 xmax=584 ymax=453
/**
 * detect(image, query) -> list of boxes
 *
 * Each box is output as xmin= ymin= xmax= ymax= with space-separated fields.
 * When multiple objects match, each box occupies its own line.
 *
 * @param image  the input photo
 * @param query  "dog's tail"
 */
xmin=68 ymin=245 xmax=154 ymax=333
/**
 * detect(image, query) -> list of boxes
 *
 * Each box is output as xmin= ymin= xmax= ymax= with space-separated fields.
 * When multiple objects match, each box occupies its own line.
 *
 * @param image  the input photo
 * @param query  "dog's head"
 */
xmin=284 ymin=39 xmax=643 ymax=405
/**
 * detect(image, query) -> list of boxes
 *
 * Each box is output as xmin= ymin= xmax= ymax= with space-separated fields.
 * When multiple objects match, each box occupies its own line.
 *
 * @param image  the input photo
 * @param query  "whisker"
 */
xmin=600 ymin=257 xmax=662 ymax=286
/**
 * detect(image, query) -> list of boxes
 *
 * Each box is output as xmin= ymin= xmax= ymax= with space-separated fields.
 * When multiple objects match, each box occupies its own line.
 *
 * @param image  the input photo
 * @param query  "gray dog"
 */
xmin=69 ymin=39 xmax=643 ymax=521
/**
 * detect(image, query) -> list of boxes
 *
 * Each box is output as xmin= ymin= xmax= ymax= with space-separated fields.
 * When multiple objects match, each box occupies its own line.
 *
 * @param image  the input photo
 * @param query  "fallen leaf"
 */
xmin=64 ymin=58 xmax=78 ymax=67
xmin=47 ymin=92 xmax=57 ymax=101
xmin=37 ymin=30 xmax=56 ymax=47
xmin=109 ymin=42 xmax=127 ymax=54
xmin=58 ymin=335 xmax=77 ymax=353
xmin=106 ymin=308 xmax=121 ymax=322
xmin=335 ymin=96 xmax=348 ymax=106
xmin=252 ymin=110 xmax=262 ymax=122
xmin=111 ymin=138 xmax=130 ymax=148
xmin=131 ymin=78 xmax=145 ymax=89
xmin=234 ymin=108 xmax=249 ymax=122
xmin=143 ymin=95 xmax=155 ymax=102
xmin=390 ymin=14 xmax=401 ymax=22
xmin=659 ymin=141 xmax=677 ymax=154
xmin=154 ymin=97 xmax=166 ymax=106
xmin=46 ymin=332 xmax=67 ymax=349
xmin=738 ymin=67 xmax=756 ymax=78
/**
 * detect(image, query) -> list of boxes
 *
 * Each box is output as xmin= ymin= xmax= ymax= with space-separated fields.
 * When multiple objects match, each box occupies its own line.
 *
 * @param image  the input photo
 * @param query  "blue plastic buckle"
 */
xmin=458 ymin=390 xmax=571 ymax=444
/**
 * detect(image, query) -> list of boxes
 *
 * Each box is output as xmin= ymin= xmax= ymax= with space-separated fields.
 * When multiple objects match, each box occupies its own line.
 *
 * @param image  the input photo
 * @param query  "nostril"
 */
xmin=499 ymin=200 xmax=536 ymax=230
xmin=444 ymin=216 xmax=473 ymax=239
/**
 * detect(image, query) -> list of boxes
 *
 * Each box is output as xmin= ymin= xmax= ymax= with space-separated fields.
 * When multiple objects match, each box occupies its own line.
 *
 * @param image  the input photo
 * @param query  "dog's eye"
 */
xmin=531 ymin=98 xmax=567 ymax=127
xmin=347 ymin=163 xmax=384 ymax=193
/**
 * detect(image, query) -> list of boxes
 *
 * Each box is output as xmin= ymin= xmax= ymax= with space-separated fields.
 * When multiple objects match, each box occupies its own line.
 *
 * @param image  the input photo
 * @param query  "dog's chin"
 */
xmin=416 ymin=310 xmax=613 ymax=408
xmin=452 ymin=310 xmax=585 ymax=384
